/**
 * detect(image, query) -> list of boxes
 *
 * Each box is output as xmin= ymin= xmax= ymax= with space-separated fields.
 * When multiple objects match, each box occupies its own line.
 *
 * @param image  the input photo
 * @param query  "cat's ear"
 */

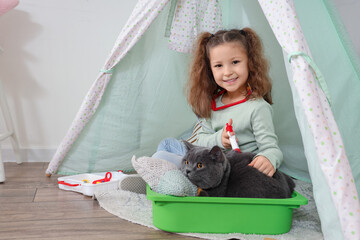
xmin=182 ymin=140 xmax=195 ymax=151
xmin=209 ymin=146 xmax=223 ymax=162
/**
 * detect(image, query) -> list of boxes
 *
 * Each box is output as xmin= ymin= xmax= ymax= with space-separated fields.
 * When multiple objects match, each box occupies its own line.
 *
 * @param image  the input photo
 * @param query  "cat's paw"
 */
xmin=197 ymin=187 xmax=209 ymax=197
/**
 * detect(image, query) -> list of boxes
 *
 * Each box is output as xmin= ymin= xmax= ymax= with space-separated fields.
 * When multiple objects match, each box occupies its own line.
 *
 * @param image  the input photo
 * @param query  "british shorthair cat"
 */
xmin=180 ymin=141 xmax=295 ymax=198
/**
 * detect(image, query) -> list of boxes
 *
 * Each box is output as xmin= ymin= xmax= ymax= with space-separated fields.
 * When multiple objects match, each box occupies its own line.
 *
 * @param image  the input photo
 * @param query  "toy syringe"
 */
xmin=226 ymin=123 xmax=241 ymax=153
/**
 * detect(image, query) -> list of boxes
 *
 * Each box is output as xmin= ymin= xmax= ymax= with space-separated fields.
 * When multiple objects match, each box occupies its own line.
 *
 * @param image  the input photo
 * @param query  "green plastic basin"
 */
xmin=147 ymin=185 xmax=308 ymax=234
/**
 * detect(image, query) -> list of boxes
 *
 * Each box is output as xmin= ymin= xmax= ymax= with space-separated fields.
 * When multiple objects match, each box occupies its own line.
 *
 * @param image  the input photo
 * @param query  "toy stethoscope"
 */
xmin=92 ymin=172 xmax=112 ymax=184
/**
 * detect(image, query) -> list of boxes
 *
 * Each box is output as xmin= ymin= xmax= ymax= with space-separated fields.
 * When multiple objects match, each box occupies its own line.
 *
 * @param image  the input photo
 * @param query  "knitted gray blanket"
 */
xmin=95 ymin=180 xmax=323 ymax=240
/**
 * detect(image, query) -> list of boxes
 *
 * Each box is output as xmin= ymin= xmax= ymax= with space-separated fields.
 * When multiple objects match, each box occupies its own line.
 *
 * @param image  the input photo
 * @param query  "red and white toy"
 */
xmin=226 ymin=122 xmax=241 ymax=153
xmin=57 ymin=171 xmax=126 ymax=196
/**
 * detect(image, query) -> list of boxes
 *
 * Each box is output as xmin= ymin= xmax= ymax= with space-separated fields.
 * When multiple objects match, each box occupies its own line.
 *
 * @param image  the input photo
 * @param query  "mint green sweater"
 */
xmin=195 ymin=97 xmax=283 ymax=169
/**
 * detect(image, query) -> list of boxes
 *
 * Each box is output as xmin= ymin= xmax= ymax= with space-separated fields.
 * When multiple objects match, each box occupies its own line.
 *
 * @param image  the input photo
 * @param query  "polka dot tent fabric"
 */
xmin=46 ymin=0 xmax=171 ymax=175
xmin=258 ymin=0 xmax=360 ymax=239
xmin=168 ymin=0 xmax=222 ymax=53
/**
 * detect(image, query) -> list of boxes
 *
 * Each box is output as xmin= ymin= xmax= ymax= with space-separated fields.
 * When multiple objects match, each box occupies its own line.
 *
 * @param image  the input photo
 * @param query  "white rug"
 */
xmin=95 ymin=180 xmax=323 ymax=240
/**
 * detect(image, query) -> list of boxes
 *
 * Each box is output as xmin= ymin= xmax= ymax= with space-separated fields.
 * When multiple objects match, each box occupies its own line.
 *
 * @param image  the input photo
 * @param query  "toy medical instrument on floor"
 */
xmin=58 ymin=172 xmax=113 ymax=186
xmin=92 ymin=171 xmax=112 ymax=184
xmin=57 ymin=171 xmax=126 ymax=196
xmin=226 ymin=122 xmax=241 ymax=153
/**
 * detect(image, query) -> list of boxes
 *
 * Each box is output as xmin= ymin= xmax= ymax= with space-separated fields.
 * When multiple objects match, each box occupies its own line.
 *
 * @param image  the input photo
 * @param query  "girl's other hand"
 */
xmin=248 ymin=156 xmax=275 ymax=177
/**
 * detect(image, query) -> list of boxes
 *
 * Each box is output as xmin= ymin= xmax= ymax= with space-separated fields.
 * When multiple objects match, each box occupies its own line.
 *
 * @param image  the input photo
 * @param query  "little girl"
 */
xmin=154 ymin=28 xmax=283 ymax=177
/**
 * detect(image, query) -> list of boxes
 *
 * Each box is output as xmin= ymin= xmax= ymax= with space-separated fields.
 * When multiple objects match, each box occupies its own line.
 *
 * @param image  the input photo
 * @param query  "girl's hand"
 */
xmin=248 ymin=156 xmax=275 ymax=177
xmin=221 ymin=119 xmax=235 ymax=149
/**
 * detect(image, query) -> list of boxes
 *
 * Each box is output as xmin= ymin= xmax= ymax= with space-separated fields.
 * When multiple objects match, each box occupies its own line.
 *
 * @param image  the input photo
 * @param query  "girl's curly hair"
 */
xmin=186 ymin=28 xmax=272 ymax=119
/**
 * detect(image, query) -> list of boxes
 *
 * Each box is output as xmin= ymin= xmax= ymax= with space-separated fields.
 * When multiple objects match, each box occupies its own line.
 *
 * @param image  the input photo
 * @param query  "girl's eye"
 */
xmin=233 ymin=60 xmax=240 ymax=64
xmin=197 ymin=163 xmax=203 ymax=168
xmin=214 ymin=64 xmax=222 ymax=68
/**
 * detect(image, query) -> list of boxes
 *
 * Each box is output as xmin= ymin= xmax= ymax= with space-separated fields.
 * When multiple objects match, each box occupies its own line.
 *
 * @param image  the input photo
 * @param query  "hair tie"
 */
xmin=239 ymin=29 xmax=246 ymax=36
xmin=208 ymin=34 xmax=215 ymax=42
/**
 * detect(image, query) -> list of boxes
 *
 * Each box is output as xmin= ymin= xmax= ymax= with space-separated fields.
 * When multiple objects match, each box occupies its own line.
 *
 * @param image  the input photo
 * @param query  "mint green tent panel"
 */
xmin=294 ymin=0 xmax=360 ymax=196
xmin=57 ymin=3 xmax=196 ymax=174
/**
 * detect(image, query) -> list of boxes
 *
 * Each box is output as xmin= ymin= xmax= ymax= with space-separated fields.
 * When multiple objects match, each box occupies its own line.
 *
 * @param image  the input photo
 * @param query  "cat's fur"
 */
xmin=180 ymin=141 xmax=295 ymax=198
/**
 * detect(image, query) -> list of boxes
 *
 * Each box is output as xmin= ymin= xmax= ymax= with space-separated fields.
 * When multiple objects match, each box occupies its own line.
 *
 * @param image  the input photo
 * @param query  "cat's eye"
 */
xmin=184 ymin=160 xmax=188 ymax=165
xmin=197 ymin=163 xmax=203 ymax=168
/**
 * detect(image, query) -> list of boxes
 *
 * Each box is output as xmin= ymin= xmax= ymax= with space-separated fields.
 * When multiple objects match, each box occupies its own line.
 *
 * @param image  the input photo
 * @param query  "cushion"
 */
xmin=131 ymin=156 xmax=197 ymax=196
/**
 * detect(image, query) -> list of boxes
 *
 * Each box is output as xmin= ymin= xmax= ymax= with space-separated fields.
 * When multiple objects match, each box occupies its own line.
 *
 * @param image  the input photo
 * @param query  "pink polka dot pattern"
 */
xmin=258 ymin=0 xmax=360 ymax=239
xmin=168 ymin=0 xmax=222 ymax=53
xmin=46 ymin=0 xmax=171 ymax=175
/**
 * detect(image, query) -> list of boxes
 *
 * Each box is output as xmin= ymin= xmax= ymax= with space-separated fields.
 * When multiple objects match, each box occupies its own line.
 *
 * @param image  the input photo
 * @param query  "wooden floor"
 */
xmin=0 ymin=162 xmax=198 ymax=240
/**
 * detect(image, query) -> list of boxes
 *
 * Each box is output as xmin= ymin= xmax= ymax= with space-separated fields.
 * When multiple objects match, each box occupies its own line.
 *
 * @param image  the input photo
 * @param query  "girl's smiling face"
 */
xmin=209 ymin=42 xmax=249 ymax=99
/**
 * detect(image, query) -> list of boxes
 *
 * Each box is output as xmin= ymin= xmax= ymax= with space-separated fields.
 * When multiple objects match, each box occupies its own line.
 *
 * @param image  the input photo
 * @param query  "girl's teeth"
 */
xmin=224 ymin=78 xmax=237 ymax=82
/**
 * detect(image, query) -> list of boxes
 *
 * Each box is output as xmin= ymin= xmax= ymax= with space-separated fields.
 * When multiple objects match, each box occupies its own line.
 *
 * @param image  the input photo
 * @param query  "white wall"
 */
xmin=0 ymin=0 xmax=136 ymax=161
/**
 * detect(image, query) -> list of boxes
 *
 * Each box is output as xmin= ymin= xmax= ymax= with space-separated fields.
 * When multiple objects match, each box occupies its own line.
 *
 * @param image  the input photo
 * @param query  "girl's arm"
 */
xmin=251 ymin=102 xmax=283 ymax=172
xmin=195 ymin=118 xmax=225 ymax=148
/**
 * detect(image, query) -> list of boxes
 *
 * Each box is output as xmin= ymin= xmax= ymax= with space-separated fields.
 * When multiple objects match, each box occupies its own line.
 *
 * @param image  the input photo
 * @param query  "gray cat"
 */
xmin=180 ymin=141 xmax=295 ymax=198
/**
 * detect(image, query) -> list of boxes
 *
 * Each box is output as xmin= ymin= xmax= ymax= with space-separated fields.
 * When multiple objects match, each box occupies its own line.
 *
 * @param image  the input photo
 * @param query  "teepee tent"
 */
xmin=46 ymin=0 xmax=360 ymax=239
